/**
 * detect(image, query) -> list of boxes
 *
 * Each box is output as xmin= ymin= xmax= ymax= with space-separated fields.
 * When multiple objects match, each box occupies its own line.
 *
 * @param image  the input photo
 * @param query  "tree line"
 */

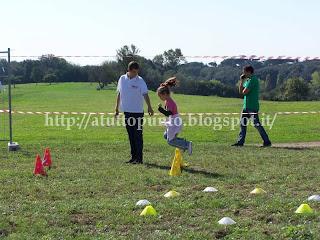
xmin=1 ymin=44 xmax=320 ymax=101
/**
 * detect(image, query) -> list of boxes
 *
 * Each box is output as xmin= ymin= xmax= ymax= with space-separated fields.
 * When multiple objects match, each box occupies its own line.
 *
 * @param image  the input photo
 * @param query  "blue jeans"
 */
xmin=164 ymin=131 xmax=189 ymax=150
xmin=237 ymin=109 xmax=271 ymax=145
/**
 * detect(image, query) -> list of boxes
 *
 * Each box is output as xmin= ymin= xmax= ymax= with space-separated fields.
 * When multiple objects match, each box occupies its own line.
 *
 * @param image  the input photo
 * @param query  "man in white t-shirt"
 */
xmin=115 ymin=61 xmax=154 ymax=164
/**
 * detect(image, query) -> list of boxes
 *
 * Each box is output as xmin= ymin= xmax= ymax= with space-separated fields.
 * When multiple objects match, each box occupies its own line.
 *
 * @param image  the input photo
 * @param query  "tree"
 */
xmin=153 ymin=54 xmax=164 ymax=66
xmin=162 ymin=48 xmax=186 ymax=70
xmin=9 ymin=76 xmax=22 ymax=88
xmin=98 ymin=61 xmax=120 ymax=89
xmin=1 ymin=47 xmax=320 ymax=101
xmin=143 ymin=68 xmax=162 ymax=90
xmin=116 ymin=45 xmax=140 ymax=72
xmin=265 ymin=74 xmax=275 ymax=91
xmin=31 ymin=66 xmax=43 ymax=85
xmin=152 ymin=54 xmax=165 ymax=73
xmin=43 ymin=73 xmax=58 ymax=85
xmin=311 ymin=71 xmax=320 ymax=98
xmin=284 ymin=77 xmax=310 ymax=101
xmin=85 ymin=65 xmax=101 ymax=85
xmin=311 ymin=71 xmax=320 ymax=86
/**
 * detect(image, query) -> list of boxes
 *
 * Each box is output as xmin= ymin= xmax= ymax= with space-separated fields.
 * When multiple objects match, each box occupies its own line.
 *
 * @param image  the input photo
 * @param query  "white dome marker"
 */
xmin=308 ymin=195 xmax=320 ymax=202
xmin=203 ymin=187 xmax=218 ymax=193
xmin=218 ymin=217 xmax=236 ymax=225
xmin=135 ymin=199 xmax=151 ymax=207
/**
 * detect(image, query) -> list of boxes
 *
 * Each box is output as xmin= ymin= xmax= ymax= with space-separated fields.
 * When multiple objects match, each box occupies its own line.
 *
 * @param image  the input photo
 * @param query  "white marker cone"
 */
xmin=136 ymin=199 xmax=151 ymax=207
xmin=203 ymin=187 xmax=218 ymax=193
xmin=308 ymin=195 xmax=320 ymax=202
xmin=218 ymin=217 xmax=236 ymax=225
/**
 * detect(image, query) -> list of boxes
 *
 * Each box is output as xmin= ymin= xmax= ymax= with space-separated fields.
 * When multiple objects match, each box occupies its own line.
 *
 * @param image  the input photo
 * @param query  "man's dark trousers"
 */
xmin=237 ymin=109 xmax=271 ymax=145
xmin=124 ymin=112 xmax=144 ymax=162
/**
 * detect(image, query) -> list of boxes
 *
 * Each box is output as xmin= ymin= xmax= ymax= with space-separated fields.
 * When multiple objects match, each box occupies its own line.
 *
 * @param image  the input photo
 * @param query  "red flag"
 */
xmin=33 ymin=154 xmax=47 ymax=176
xmin=43 ymin=148 xmax=52 ymax=168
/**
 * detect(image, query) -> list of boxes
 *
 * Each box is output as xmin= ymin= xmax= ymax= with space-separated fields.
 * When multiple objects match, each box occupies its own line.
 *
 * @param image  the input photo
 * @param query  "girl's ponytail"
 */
xmin=163 ymin=77 xmax=177 ymax=88
xmin=158 ymin=77 xmax=177 ymax=95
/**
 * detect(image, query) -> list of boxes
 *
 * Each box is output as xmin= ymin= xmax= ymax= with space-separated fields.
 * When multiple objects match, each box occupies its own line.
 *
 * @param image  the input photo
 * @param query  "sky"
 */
xmin=1 ymin=0 xmax=320 ymax=65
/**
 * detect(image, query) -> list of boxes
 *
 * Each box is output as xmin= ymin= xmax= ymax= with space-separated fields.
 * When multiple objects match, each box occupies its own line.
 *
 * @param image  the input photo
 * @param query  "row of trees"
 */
xmin=1 ymin=45 xmax=320 ymax=101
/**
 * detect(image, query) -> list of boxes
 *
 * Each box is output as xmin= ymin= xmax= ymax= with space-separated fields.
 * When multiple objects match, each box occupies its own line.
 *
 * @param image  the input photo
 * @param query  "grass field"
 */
xmin=0 ymin=83 xmax=320 ymax=239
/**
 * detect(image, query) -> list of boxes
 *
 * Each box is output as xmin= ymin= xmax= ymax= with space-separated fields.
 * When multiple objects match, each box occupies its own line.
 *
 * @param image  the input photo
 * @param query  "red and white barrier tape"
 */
xmin=0 ymin=110 xmax=319 ymax=116
xmin=10 ymin=55 xmax=320 ymax=61
xmin=185 ymin=55 xmax=320 ymax=61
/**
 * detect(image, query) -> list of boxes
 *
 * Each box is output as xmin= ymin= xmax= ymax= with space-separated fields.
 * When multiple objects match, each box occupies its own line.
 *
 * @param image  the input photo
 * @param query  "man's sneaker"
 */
xmin=261 ymin=142 xmax=272 ymax=148
xmin=135 ymin=160 xmax=143 ymax=164
xmin=188 ymin=141 xmax=193 ymax=156
xmin=231 ymin=143 xmax=244 ymax=147
xmin=125 ymin=159 xmax=136 ymax=164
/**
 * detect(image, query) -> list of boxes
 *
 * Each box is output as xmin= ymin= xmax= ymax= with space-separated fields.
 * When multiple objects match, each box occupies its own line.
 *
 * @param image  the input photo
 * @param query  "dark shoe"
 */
xmin=125 ymin=159 xmax=136 ymax=164
xmin=135 ymin=160 xmax=143 ymax=164
xmin=231 ymin=143 xmax=244 ymax=147
xmin=261 ymin=142 xmax=272 ymax=148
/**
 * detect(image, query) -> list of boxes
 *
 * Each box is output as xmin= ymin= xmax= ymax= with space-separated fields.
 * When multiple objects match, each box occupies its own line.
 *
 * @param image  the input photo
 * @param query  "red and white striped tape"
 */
xmin=0 ymin=110 xmax=319 ymax=116
xmin=9 ymin=55 xmax=320 ymax=61
xmin=185 ymin=55 xmax=320 ymax=61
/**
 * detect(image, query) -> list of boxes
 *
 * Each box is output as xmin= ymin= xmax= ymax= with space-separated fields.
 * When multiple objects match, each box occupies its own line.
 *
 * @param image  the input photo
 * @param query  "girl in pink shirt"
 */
xmin=157 ymin=77 xmax=192 ymax=155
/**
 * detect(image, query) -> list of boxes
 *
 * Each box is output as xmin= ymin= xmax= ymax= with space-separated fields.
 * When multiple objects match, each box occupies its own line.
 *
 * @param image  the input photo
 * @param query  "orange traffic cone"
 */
xmin=43 ymin=148 xmax=52 ymax=168
xmin=33 ymin=154 xmax=47 ymax=176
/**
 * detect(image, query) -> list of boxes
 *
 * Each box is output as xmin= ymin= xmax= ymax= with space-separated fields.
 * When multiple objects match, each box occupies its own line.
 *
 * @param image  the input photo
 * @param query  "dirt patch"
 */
xmin=250 ymin=142 xmax=320 ymax=149
xmin=215 ymin=229 xmax=229 ymax=239
xmin=190 ymin=185 xmax=204 ymax=191
xmin=148 ymin=185 xmax=165 ymax=192
xmin=70 ymin=213 xmax=96 ymax=225
xmin=273 ymin=142 xmax=320 ymax=149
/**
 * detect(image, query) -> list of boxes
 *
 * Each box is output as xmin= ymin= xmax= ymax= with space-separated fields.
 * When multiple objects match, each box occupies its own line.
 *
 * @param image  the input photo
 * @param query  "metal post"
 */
xmin=6 ymin=48 xmax=19 ymax=151
xmin=7 ymin=48 xmax=13 ymax=145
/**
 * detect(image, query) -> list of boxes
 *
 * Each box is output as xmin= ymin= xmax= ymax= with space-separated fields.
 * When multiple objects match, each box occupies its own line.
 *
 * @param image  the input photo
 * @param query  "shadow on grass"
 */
xmin=16 ymin=148 xmax=34 ymax=157
xmin=272 ymin=146 xmax=311 ymax=151
xmin=144 ymin=162 xmax=223 ymax=178
xmin=247 ymin=144 xmax=311 ymax=151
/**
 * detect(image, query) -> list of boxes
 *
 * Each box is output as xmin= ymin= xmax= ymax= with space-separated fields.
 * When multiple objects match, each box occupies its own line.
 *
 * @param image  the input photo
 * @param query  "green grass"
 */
xmin=0 ymin=83 xmax=320 ymax=239
xmin=3 ymin=82 xmax=320 ymax=144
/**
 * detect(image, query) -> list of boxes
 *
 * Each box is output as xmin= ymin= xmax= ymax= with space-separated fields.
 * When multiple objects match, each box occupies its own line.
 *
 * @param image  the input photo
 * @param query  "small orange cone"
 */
xmin=43 ymin=148 xmax=52 ymax=168
xmin=33 ymin=154 xmax=47 ymax=176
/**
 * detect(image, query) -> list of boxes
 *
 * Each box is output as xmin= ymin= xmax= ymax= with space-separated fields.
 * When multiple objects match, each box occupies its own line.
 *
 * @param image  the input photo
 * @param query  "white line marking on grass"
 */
xmin=1 ymin=110 xmax=319 ymax=116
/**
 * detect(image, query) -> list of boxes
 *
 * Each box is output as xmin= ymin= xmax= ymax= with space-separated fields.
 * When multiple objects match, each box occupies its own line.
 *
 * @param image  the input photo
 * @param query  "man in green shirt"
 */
xmin=232 ymin=65 xmax=272 ymax=147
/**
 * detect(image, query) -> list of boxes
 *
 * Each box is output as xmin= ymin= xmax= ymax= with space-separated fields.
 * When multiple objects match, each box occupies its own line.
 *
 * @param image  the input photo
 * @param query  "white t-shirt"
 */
xmin=117 ymin=74 xmax=148 ymax=113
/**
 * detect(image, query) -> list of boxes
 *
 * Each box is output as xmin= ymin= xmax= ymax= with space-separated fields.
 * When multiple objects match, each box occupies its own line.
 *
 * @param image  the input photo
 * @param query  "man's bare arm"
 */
xmin=115 ymin=92 xmax=120 ymax=116
xmin=143 ymin=94 xmax=154 ymax=116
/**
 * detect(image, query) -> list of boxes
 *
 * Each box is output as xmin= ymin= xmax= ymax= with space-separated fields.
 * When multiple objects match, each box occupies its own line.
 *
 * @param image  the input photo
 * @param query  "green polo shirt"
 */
xmin=243 ymin=75 xmax=260 ymax=112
